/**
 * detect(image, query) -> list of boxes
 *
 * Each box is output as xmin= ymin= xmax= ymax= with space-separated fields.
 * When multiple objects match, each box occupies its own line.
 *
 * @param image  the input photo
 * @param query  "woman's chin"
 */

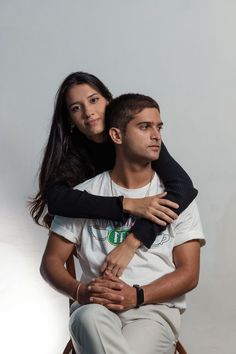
xmin=87 ymin=131 xmax=105 ymax=143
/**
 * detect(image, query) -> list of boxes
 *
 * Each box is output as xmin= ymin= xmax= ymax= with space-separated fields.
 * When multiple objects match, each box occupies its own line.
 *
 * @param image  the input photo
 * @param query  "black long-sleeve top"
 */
xmin=47 ymin=139 xmax=197 ymax=248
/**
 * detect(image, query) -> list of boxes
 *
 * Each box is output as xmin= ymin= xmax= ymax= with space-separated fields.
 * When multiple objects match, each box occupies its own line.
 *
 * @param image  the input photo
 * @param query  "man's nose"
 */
xmin=151 ymin=127 xmax=161 ymax=140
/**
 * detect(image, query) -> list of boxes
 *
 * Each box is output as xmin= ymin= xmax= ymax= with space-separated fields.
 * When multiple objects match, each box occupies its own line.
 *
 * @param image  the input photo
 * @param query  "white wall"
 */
xmin=1 ymin=1 xmax=235 ymax=353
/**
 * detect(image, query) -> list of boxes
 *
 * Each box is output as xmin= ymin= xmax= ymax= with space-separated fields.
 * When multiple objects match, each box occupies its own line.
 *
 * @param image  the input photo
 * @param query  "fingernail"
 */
xmin=88 ymin=286 xmax=91 ymax=290
xmin=89 ymin=297 xmax=93 ymax=302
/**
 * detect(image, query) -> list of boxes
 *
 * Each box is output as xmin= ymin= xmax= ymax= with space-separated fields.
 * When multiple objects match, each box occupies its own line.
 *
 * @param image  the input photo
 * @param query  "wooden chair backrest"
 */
xmin=66 ymin=247 xmax=77 ymax=308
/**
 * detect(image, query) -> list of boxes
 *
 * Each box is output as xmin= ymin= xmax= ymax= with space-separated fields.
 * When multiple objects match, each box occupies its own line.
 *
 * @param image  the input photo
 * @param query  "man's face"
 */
xmin=120 ymin=107 xmax=163 ymax=163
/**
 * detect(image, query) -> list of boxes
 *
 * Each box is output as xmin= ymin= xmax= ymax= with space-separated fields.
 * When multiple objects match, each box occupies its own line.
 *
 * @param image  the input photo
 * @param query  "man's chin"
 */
xmin=150 ymin=151 xmax=160 ymax=161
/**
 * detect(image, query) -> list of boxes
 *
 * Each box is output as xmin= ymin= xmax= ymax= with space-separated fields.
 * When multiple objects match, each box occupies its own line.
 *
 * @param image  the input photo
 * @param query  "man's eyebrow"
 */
xmin=137 ymin=121 xmax=164 ymax=126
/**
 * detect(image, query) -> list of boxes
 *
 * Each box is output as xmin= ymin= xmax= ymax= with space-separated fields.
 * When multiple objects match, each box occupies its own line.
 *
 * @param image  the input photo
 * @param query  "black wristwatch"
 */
xmin=133 ymin=284 xmax=144 ymax=308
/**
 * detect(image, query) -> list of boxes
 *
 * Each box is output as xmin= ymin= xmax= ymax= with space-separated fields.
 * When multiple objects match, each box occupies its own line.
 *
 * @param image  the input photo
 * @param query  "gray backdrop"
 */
xmin=1 ymin=1 xmax=235 ymax=353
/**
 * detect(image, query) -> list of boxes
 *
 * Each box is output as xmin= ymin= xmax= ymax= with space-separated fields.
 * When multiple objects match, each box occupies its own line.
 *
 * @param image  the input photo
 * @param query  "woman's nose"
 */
xmin=84 ymin=104 xmax=94 ymax=118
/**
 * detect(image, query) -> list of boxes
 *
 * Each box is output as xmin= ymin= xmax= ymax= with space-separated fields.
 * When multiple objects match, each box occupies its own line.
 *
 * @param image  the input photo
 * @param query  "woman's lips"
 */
xmin=86 ymin=118 xmax=101 ymax=126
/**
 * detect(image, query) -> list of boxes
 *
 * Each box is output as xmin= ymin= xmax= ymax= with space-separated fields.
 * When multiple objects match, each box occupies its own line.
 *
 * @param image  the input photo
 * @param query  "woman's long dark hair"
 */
xmin=29 ymin=72 xmax=113 ymax=227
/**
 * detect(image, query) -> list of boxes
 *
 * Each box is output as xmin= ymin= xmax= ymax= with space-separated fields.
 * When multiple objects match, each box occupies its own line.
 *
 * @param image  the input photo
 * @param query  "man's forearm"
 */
xmin=40 ymin=256 xmax=78 ymax=300
xmin=88 ymin=266 xmax=198 ymax=311
xmin=143 ymin=266 xmax=198 ymax=305
xmin=90 ymin=240 xmax=201 ymax=310
xmin=143 ymin=240 xmax=200 ymax=304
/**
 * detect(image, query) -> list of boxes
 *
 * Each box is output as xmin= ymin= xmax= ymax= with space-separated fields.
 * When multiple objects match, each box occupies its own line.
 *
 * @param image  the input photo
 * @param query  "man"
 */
xmin=41 ymin=93 xmax=205 ymax=354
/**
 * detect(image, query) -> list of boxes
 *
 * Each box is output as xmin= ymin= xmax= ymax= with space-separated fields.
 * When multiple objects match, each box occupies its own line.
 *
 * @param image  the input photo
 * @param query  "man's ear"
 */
xmin=109 ymin=127 xmax=122 ymax=144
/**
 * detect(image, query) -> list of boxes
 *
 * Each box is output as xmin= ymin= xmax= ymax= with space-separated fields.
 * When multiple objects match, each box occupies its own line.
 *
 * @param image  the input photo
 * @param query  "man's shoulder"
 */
xmin=174 ymin=200 xmax=199 ymax=225
xmin=172 ymin=200 xmax=206 ymax=247
xmin=73 ymin=171 xmax=109 ymax=194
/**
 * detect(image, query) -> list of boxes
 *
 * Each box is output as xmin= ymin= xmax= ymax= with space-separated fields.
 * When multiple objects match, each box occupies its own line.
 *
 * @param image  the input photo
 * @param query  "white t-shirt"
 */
xmin=51 ymin=171 xmax=205 ymax=312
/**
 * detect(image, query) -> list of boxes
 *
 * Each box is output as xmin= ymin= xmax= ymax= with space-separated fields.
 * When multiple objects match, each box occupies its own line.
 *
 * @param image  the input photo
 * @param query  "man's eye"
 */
xmin=139 ymin=124 xmax=148 ymax=130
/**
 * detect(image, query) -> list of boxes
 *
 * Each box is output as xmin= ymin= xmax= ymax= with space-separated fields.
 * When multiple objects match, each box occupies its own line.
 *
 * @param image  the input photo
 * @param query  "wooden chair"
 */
xmin=63 ymin=250 xmax=77 ymax=354
xmin=63 ymin=252 xmax=188 ymax=354
xmin=175 ymin=341 xmax=187 ymax=354
xmin=63 ymin=338 xmax=187 ymax=354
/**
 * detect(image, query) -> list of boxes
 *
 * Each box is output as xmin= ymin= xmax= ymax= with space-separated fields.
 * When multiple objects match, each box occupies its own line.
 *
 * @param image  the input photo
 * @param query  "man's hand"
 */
xmin=100 ymin=234 xmax=141 ymax=277
xmin=88 ymin=271 xmax=136 ymax=311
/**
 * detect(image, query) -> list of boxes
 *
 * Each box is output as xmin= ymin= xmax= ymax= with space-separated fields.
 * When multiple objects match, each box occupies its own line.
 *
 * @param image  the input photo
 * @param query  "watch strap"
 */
xmin=133 ymin=284 xmax=144 ymax=308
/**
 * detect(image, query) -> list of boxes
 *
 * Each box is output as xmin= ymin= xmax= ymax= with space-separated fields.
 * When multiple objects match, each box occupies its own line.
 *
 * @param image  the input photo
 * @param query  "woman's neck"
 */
xmin=87 ymin=132 xmax=107 ymax=143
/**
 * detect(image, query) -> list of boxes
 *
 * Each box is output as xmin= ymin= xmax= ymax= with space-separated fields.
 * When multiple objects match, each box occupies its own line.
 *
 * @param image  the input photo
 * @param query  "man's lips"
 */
xmin=148 ymin=145 xmax=160 ymax=150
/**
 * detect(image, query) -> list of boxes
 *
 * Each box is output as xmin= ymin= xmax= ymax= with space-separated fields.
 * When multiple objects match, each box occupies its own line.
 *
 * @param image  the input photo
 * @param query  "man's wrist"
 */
xmin=133 ymin=284 xmax=144 ymax=308
xmin=125 ymin=233 xmax=142 ymax=250
xmin=74 ymin=282 xmax=85 ymax=303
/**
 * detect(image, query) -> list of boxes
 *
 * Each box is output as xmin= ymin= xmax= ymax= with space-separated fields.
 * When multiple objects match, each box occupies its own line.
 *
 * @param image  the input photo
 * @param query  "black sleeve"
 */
xmin=129 ymin=142 xmax=198 ymax=248
xmin=46 ymin=181 xmax=124 ymax=221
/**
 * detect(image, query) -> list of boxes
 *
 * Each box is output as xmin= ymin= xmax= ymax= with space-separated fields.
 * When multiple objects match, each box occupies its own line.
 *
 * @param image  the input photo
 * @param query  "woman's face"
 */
xmin=66 ymin=84 xmax=108 ymax=143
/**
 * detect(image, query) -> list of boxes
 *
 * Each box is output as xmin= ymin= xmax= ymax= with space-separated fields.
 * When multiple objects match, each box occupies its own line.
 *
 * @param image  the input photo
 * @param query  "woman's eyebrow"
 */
xmin=68 ymin=93 xmax=99 ymax=108
xmin=68 ymin=101 xmax=81 ymax=108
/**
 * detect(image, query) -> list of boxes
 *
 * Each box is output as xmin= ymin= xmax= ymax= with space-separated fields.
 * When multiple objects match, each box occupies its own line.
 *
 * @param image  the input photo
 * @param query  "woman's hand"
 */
xmin=123 ymin=192 xmax=179 ymax=226
xmin=100 ymin=234 xmax=141 ymax=277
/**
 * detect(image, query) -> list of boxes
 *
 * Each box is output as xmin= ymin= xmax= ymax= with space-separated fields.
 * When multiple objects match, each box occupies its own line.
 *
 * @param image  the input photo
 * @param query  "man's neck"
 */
xmin=110 ymin=158 xmax=154 ymax=189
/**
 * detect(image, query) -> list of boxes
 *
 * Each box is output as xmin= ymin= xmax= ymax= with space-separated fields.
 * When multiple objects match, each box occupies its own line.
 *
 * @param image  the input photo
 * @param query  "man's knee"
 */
xmin=69 ymin=304 xmax=109 ymax=336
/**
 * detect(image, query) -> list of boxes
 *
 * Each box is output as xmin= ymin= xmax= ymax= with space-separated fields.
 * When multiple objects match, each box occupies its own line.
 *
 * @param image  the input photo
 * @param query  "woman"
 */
xmin=30 ymin=72 xmax=197 ymax=275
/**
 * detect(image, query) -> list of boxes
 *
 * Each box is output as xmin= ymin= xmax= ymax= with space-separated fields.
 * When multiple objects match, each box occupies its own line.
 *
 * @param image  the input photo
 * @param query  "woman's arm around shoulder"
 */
xmin=129 ymin=142 xmax=198 ymax=248
xmin=46 ymin=180 xmax=124 ymax=221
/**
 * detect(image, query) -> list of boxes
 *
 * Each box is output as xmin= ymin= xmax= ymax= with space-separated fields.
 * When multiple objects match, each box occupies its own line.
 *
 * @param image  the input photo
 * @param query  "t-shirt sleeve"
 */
xmin=173 ymin=201 xmax=205 ymax=247
xmin=50 ymin=215 xmax=85 ymax=244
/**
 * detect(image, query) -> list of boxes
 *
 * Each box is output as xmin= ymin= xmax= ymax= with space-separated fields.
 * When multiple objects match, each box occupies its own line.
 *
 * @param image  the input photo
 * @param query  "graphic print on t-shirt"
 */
xmin=88 ymin=216 xmax=136 ymax=245
xmin=151 ymin=232 xmax=171 ymax=248
xmin=87 ymin=216 xmax=172 ymax=248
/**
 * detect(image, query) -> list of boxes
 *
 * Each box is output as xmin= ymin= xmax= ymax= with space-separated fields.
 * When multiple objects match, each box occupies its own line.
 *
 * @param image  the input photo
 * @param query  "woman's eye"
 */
xmin=90 ymin=97 xmax=99 ymax=104
xmin=71 ymin=105 xmax=81 ymax=113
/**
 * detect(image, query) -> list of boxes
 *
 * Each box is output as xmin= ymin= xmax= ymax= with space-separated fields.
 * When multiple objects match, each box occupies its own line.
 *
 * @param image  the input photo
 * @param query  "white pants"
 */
xmin=69 ymin=303 xmax=181 ymax=354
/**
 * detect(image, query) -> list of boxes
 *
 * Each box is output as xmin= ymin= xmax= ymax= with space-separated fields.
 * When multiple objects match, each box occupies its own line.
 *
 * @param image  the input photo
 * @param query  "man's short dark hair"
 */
xmin=105 ymin=93 xmax=160 ymax=134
